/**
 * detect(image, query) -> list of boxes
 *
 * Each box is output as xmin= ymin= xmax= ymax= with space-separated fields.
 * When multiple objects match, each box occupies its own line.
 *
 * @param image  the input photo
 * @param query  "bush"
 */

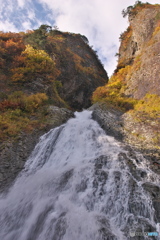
xmin=0 ymin=92 xmax=49 ymax=140
xmin=92 ymin=65 xmax=136 ymax=111
xmin=0 ymin=92 xmax=48 ymax=113
xmin=122 ymin=1 xmax=151 ymax=18
xmin=11 ymin=45 xmax=55 ymax=82
xmin=134 ymin=94 xmax=160 ymax=118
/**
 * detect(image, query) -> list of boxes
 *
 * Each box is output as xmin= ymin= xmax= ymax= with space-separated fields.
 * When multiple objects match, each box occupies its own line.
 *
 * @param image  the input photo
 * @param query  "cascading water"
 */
xmin=0 ymin=110 xmax=159 ymax=240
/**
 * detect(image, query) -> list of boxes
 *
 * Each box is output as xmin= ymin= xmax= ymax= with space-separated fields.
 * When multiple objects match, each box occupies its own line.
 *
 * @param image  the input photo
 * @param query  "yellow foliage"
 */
xmin=0 ymin=92 xmax=48 ymax=140
xmin=11 ymin=44 xmax=56 ymax=82
xmin=24 ymin=93 xmax=48 ymax=112
xmin=134 ymin=94 xmax=160 ymax=118
xmin=0 ymin=111 xmax=38 ymax=139
xmin=153 ymin=26 xmax=160 ymax=36
xmin=23 ymin=45 xmax=53 ymax=63
xmin=92 ymin=65 xmax=131 ymax=102
xmin=92 ymin=65 xmax=136 ymax=111
xmin=120 ymin=26 xmax=132 ymax=50
xmin=22 ymin=45 xmax=55 ymax=72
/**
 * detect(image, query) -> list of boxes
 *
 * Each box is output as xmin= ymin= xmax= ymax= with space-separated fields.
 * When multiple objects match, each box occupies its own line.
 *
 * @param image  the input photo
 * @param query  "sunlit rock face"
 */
xmin=118 ymin=4 xmax=160 ymax=99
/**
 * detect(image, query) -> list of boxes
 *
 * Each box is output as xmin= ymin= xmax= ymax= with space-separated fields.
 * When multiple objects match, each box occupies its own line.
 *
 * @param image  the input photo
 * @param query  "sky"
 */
xmin=0 ymin=0 xmax=159 ymax=76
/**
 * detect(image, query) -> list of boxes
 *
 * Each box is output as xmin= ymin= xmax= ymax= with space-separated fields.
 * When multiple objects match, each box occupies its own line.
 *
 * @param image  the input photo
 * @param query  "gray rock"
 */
xmin=89 ymin=103 xmax=160 ymax=163
xmin=89 ymin=103 xmax=124 ymax=141
xmin=0 ymin=106 xmax=73 ymax=192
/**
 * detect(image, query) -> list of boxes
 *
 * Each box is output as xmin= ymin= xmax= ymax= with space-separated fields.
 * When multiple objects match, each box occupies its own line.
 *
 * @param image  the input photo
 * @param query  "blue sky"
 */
xmin=0 ymin=0 xmax=159 ymax=76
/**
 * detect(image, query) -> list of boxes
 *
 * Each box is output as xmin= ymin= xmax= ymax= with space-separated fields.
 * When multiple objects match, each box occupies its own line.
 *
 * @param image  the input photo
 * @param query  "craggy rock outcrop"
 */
xmin=90 ymin=103 xmax=124 ymax=141
xmin=0 ymin=106 xmax=74 ymax=191
xmin=91 ymin=4 xmax=160 ymax=158
xmin=90 ymin=102 xmax=160 ymax=169
xmin=118 ymin=4 xmax=160 ymax=152
xmin=21 ymin=32 xmax=108 ymax=110
xmin=45 ymin=32 xmax=108 ymax=110
xmin=118 ymin=4 xmax=160 ymax=99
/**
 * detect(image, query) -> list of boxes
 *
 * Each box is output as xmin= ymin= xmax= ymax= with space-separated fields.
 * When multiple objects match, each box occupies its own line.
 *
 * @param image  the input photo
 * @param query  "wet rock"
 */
xmin=97 ymin=216 xmax=118 ymax=240
xmin=0 ymin=106 xmax=73 ymax=192
xmin=142 ymin=182 xmax=160 ymax=222
xmin=90 ymin=103 xmax=160 ymax=163
xmin=90 ymin=103 xmax=123 ymax=141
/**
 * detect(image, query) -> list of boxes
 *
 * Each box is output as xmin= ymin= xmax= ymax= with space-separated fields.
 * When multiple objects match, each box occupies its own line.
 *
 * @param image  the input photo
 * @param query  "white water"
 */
xmin=0 ymin=110 xmax=159 ymax=240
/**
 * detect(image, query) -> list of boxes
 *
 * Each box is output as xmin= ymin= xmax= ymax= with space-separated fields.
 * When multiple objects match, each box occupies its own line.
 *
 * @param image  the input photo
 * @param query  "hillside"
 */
xmin=0 ymin=27 xmax=108 ymax=189
xmin=92 ymin=2 xmax=160 ymax=160
xmin=0 ymin=26 xmax=108 ymax=141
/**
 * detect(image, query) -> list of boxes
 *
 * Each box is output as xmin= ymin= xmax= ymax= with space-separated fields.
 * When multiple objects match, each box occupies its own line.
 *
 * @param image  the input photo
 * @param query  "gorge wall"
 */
xmin=92 ymin=3 xmax=160 ymax=161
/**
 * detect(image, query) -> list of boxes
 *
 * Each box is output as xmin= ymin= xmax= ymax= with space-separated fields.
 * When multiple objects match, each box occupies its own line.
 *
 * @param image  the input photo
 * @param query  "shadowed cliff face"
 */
xmin=45 ymin=32 xmax=108 ymax=110
xmin=0 ymin=28 xmax=108 ymax=111
xmin=118 ymin=4 xmax=160 ymax=99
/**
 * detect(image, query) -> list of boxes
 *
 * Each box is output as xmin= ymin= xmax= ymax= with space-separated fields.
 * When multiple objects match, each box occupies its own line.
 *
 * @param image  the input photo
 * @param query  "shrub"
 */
xmin=92 ymin=65 xmax=136 ymax=111
xmin=11 ymin=45 xmax=55 ymax=82
xmin=0 ymin=92 xmax=49 ymax=140
xmin=0 ymin=92 xmax=48 ymax=113
xmin=133 ymin=93 xmax=160 ymax=118
xmin=122 ymin=1 xmax=151 ymax=18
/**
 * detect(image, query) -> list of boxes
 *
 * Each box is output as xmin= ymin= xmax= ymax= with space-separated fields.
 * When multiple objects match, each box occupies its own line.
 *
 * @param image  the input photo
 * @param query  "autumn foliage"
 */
xmin=92 ymin=65 xmax=136 ymax=110
xmin=0 ymin=27 xmax=64 ymax=140
xmin=11 ymin=44 xmax=56 ymax=82
xmin=0 ymin=92 xmax=48 ymax=139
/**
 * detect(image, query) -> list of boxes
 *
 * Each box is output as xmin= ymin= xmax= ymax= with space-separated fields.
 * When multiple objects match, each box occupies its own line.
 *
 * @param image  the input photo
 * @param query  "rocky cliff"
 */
xmin=118 ymin=3 xmax=160 ymax=99
xmin=92 ymin=2 xmax=160 ymax=161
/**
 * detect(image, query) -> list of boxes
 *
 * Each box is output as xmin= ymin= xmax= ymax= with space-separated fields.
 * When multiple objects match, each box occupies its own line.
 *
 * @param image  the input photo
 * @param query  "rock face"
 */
xmin=45 ymin=32 xmax=108 ymax=110
xmin=90 ymin=102 xmax=160 ymax=166
xmin=22 ymin=32 xmax=108 ymax=110
xmin=91 ymin=4 xmax=160 ymax=157
xmin=0 ymin=106 xmax=74 ymax=191
xmin=90 ymin=103 xmax=124 ymax=141
xmin=118 ymin=4 xmax=160 ymax=152
xmin=118 ymin=4 xmax=160 ymax=99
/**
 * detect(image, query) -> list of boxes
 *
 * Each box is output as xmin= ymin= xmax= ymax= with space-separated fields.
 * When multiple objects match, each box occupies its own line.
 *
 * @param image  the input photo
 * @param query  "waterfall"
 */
xmin=0 ymin=110 xmax=159 ymax=240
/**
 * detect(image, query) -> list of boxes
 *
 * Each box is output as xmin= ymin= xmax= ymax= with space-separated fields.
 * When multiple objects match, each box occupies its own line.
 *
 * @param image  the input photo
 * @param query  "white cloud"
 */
xmin=0 ymin=0 xmax=159 ymax=75
xmin=17 ymin=0 xmax=25 ymax=8
xmin=0 ymin=20 xmax=18 ymax=32
xmin=22 ymin=21 xmax=32 ymax=30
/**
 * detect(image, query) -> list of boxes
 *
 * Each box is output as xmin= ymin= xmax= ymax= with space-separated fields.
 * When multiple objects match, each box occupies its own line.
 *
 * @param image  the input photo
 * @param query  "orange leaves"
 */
xmin=12 ymin=55 xmax=26 ymax=68
xmin=10 ymin=45 xmax=56 ymax=83
xmin=4 ymin=39 xmax=25 ymax=56
xmin=120 ymin=26 xmax=133 ymax=50
xmin=0 ymin=32 xmax=22 ymax=41
xmin=11 ymin=71 xmax=24 ymax=82
xmin=0 ymin=99 xmax=21 ymax=112
xmin=0 ymin=92 xmax=48 ymax=113
xmin=0 ymin=32 xmax=25 ymax=76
